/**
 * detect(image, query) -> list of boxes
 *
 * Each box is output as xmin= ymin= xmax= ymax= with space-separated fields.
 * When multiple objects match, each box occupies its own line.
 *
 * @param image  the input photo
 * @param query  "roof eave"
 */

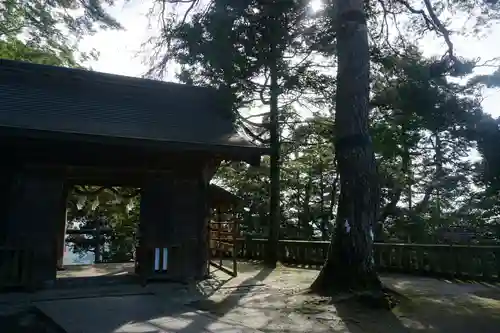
xmin=0 ymin=126 xmax=270 ymax=165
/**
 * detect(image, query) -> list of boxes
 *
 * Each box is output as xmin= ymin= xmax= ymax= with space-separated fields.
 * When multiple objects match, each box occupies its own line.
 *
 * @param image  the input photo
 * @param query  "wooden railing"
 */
xmin=0 ymin=246 xmax=32 ymax=289
xmin=234 ymin=239 xmax=500 ymax=281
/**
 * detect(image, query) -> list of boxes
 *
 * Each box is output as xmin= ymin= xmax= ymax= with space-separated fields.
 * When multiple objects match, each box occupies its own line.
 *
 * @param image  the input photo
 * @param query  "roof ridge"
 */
xmin=0 ymin=58 xmax=217 ymax=94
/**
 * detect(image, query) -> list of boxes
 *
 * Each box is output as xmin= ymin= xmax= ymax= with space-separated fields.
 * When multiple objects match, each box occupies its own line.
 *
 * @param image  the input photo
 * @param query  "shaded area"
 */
xmin=0 ymin=307 xmax=66 ymax=333
xmin=188 ymin=267 xmax=274 ymax=315
xmin=35 ymin=264 xmax=274 ymax=332
xmin=35 ymin=288 xmax=264 ymax=332
xmin=326 ymin=287 xmax=500 ymax=333
xmin=55 ymin=263 xmax=138 ymax=289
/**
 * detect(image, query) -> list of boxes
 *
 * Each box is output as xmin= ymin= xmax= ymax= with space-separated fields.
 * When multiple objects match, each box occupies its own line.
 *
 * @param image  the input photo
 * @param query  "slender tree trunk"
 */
xmin=400 ymin=121 xmax=412 ymax=211
xmin=434 ymin=132 xmax=443 ymax=223
xmin=311 ymin=0 xmax=383 ymax=295
xmin=292 ymin=154 xmax=301 ymax=238
xmin=265 ymin=9 xmax=281 ymax=267
xmin=319 ymin=166 xmax=329 ymax=240
xmin=301 ymin=175 xmax=313 ymax=238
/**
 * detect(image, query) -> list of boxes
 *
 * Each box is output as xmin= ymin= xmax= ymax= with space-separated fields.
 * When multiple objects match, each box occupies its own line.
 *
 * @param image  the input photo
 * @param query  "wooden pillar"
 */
xmin=55 ymin=209 xmax=68 ymax=269
xmin=6 ymin=171 xmax=66 ymax=289
xmin=138 ymin=174 xmax=208 ymax=283
xmin=0 ymin=169 xmax=15 ymax=246
xmin=138 ymin=175 xmax=173 ymax=281
xmin=171 ymin=177 xmax=209 ymax=280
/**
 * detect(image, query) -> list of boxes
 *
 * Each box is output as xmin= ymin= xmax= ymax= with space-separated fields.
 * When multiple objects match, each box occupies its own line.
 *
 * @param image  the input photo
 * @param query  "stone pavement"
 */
xmin=36 ymin=294 xmax=262 ymax=333
xmin=4 ymin=261 xmax=500 ymax=333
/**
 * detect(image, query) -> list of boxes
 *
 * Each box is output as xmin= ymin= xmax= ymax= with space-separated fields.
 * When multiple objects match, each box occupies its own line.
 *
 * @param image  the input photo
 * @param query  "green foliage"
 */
xmin=0 ymin=0 xmax=120 ymax=68
xmin=147 ymin=0 xmax=333 ymax=138
xmin=0 ymin=37 xmax=78 ymax=66
xmin=67 ymin=187 xmax=139 ymax=262
xmin=140 ymin=0 xmax=500 ymax=246
xmin=0 ymin=0 xmax=121 ymax=58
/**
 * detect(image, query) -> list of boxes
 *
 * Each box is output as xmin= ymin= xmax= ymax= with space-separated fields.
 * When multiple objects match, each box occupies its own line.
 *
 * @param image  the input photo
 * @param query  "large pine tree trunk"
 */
xmin=310 ymin=0 xmax=382 ymax=295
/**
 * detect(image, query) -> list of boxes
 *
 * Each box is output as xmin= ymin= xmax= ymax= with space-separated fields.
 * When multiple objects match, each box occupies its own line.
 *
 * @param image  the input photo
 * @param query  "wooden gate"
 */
xmin=208 ymin=211 xmax=238 ymax=277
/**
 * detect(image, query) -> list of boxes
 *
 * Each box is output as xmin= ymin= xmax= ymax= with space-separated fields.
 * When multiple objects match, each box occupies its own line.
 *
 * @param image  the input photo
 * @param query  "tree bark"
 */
xmin=265 ymin=6 xmax=281 ymax=267
xmin=300 ymin=174 xmax=313 ymax=238
xmin=433 ymin=132 xmax=443 ymax=222
xmin=310 ymin=0 xmax=383 ymax=296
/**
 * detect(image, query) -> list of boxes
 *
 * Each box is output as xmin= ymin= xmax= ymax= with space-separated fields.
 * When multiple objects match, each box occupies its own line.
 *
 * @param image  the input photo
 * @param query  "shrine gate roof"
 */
xmin=0 ymin=59 xmax=268 ymax=163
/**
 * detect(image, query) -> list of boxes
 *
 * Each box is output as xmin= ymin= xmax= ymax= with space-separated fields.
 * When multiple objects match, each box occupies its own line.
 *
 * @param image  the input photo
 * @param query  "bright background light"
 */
xmin=310 ymin=0 xmax=323 ymax=13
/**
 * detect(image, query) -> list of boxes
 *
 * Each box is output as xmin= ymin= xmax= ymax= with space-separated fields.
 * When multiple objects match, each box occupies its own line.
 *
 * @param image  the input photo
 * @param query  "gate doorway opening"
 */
xmin=56 ymin=186 xmax=140 ymax=287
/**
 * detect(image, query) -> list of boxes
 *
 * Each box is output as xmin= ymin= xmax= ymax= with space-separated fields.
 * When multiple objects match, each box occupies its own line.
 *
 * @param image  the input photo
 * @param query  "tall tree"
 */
xmin=265 ymin=1 xmax=283 ymax=268
xmin=310 ymin=0 xmax=383 ymax=297
xmin=145 ymin=0 xmax=333 ymax=263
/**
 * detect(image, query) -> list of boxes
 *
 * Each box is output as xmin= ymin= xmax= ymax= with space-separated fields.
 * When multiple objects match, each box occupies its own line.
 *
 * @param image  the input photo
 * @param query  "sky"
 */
xmin=79 ymin=0 xmax=500 ymax=117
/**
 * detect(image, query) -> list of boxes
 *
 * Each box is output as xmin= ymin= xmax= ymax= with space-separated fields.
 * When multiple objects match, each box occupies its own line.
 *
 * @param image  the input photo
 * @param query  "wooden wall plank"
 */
xmin=6 ymin=171 xmax=66 ymax=289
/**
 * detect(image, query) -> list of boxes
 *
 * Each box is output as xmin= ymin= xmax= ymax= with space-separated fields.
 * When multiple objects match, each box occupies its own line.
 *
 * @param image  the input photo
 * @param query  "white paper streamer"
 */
xmin=162 ymin=248 xmax=168 ymax=271
xmin=154 ymin=248 xmax=160 ymax=271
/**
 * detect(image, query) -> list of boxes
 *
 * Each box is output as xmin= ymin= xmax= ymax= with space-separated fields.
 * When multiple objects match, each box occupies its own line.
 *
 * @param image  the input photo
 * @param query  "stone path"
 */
xmin=3 ymin=261 xmax=500 ymax=333
xmin=36 ymin=294 xmax=262 ymax=333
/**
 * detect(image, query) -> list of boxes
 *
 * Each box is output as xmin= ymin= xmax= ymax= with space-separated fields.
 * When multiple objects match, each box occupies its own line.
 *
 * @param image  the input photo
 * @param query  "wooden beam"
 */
xmin=22 ymin=164 xmax=204 ymax=187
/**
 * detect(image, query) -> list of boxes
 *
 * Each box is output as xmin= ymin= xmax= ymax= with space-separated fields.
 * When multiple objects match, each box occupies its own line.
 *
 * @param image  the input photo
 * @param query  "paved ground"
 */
xmin=56 ymin=262 xmax=135 ymax=279
xmin=36 ymin=294 xmax=260 ymax=333
xmin=2 ymin=261 xmax=500 ymax=332
xmin=201 ymin=262 xmax=500 ymax=333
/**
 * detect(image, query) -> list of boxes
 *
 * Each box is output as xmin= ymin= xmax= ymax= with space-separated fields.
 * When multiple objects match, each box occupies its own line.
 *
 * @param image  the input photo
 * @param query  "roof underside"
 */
xmin=208 ymin=184 xmax=241 ymax=207
xmin=0 ymin=59 xmax=268 ymax=162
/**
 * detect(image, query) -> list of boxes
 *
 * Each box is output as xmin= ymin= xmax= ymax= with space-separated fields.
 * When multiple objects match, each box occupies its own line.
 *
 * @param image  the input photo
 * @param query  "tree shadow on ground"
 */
xmin=0 ymin=307 xmax=67 ymax=333
xmin=330 ymin=285 xmax=500 ymax=333
xmin=333 ymin=297 xmax=411 ymax=333
xmin=150 ymin=266 xmax=276 ymax=332
xmin=34 ymin=267 xmax=275 ymax=333
xmin=184 ymin=266 xmax=274 ymax=315
xmin=33 ymin=262 xmax=500 ymax=333
xmin=395 ymin=293 xmax=500 ymax=332
xmin=215 ymin=258 xmax=271 ymax=273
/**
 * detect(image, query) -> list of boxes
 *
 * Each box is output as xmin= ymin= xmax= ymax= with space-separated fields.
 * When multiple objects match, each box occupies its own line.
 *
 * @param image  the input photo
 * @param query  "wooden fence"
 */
xmin=235 ymin=239 xmax=500 ymax=281
xmin=2 ymin=238 xmax=498 ymax=290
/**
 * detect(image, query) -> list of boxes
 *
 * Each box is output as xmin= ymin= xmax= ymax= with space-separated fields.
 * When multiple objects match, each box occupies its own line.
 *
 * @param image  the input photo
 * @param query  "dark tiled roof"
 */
xmin=0 ymin=59 xmax=267 ymax=158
